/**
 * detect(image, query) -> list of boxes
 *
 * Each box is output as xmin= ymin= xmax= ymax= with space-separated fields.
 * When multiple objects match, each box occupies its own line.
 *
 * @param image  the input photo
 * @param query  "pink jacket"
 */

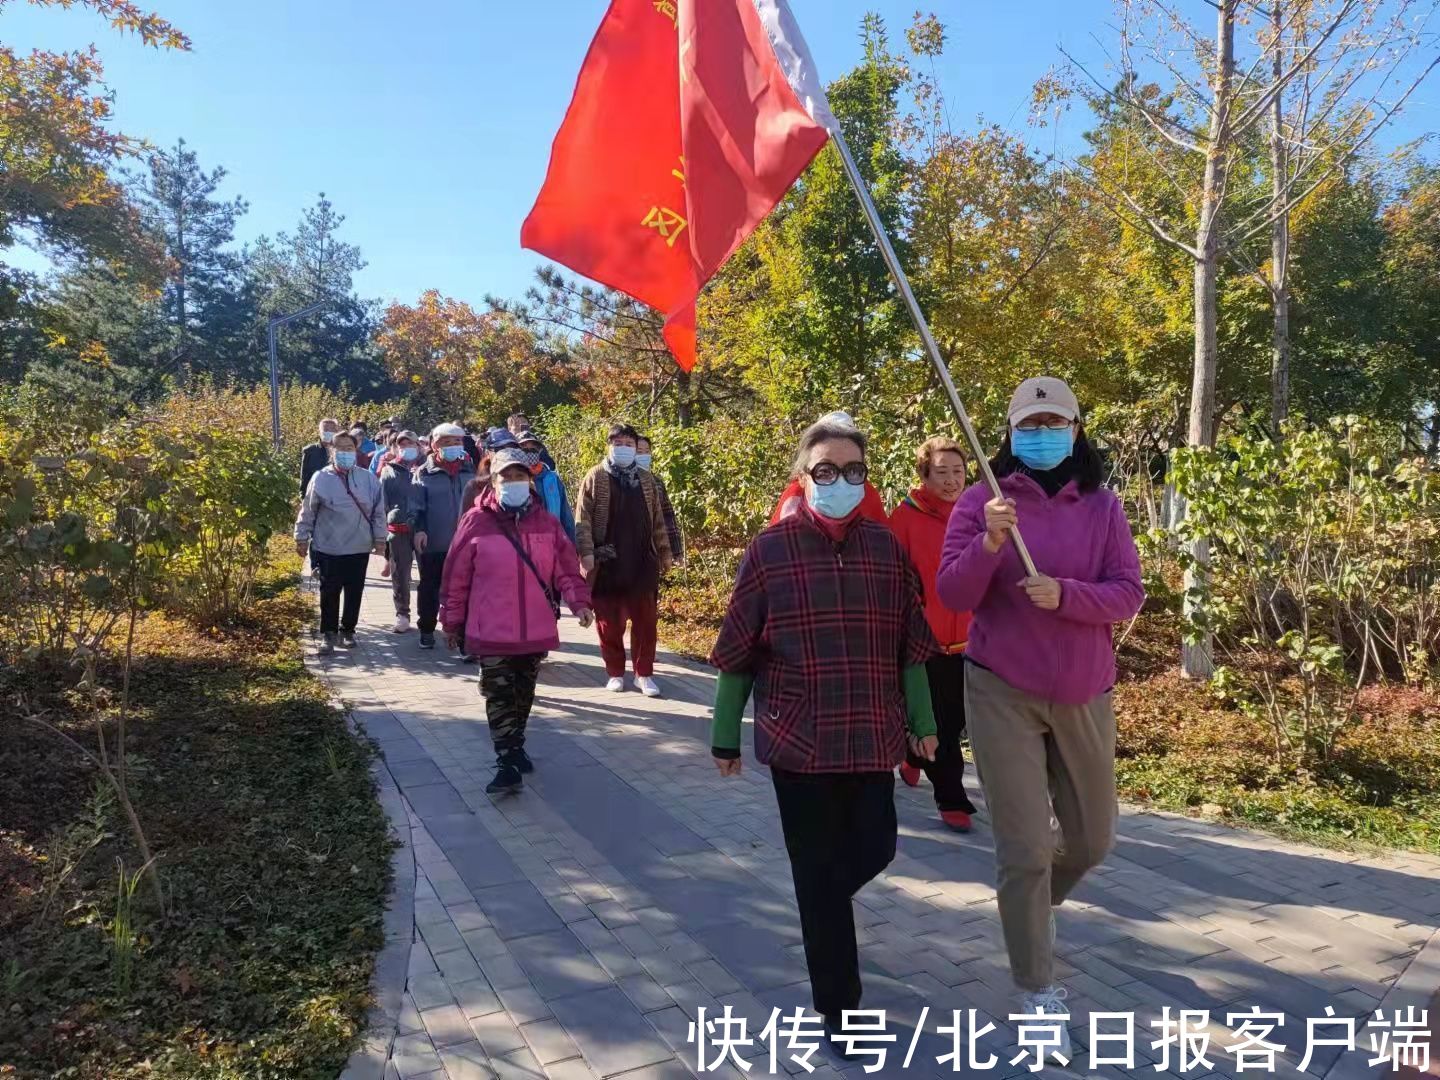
xmin=440 ymin=488 xmax=591 ymax=656
xmin=936 ymin=474 xmax=1144 ymax=705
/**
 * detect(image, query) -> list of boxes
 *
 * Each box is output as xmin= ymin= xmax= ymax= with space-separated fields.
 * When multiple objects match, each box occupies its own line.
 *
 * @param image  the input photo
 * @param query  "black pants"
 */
xmin=906 ymin=653 xmax=977 ymax=813
xmin=416 ymin=550 xmax=448 ymax=633
xmin=313 ymin=551 xmax=369 ymax=633
xmin=480 ymin=654 xmax=543 ymax=758
xmin=771 ymin=769 xmax=897 ymax=1020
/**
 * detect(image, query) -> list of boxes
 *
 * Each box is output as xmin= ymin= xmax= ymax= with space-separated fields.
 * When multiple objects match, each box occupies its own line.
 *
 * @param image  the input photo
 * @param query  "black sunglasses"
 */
xmin=808 ymin=461 xmax=868 ymax=486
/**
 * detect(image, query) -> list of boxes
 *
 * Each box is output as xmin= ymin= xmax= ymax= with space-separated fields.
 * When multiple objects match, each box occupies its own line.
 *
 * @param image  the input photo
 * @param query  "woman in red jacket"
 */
xmin=889 ymin=436 xmax=978 ymax=831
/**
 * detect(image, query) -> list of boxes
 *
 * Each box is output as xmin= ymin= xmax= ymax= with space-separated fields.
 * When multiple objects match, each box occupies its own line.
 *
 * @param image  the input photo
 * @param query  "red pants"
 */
xmin=593 ymin=591 xmax=658 ymax=677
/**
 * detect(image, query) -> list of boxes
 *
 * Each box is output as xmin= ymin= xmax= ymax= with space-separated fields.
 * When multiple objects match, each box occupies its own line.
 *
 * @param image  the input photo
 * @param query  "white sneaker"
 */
xmin=392 ymin=615 xmax=410 ymax=633
xmin=637 ymin=676 xmax=661 ymax=698
xmin=1018 ymin=986 xmax=1071 ymax=1064
xmin=606 ymin=676 xmax=625 ymax=693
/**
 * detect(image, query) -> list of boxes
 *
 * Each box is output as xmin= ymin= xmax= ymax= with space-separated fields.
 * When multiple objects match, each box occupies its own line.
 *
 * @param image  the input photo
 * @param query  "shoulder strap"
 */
xmin=498 ymin=520 xmax=560 ymax=612
xmin=341 ymin=472 xmax=373 ymax=521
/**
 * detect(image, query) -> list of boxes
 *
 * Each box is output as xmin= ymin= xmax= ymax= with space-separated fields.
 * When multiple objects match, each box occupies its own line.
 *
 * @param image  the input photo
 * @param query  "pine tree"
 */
xmin=134 ymin=139 xmax=252 ymax=379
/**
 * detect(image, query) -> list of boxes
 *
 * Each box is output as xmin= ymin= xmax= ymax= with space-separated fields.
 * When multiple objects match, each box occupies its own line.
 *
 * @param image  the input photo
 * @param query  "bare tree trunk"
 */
xmin=1180 ymin=0 xmax=1234 ymax=681
xmin=676 ymin=368 xmax=693 ymax=428
xmin=1269 ymin=1 xmax=1291 ymax=435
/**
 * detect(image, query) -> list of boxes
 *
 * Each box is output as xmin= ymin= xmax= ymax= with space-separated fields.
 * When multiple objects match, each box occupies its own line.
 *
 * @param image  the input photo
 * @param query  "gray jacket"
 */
xmin=408 ymin=457 xmax=474 ymax=553
xmin=380 ymin=461 xmax=417 ymax=525
xmin=295 ymin=466 xmax=387 ymax=556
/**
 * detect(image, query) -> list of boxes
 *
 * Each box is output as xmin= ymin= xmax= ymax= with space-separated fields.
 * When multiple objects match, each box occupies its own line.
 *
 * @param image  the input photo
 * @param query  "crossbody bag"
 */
xmin=498 ymin=523 xmax=562 ymax=619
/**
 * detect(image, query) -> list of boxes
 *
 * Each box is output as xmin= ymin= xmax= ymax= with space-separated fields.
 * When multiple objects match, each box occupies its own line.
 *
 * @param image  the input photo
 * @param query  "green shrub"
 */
xmin=1171 ymin=418 xmax=1440 ymax=769
xmin=158 ymin=428 xmax=294 ymax=625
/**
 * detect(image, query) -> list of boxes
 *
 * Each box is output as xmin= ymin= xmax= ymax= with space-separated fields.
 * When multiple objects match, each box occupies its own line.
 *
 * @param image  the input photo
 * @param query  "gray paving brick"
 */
xmin=508 ymin=929 xmax=614 ymax=1000
xmin=477 ymin=951 xmax=534 ymax=992
xmin=550 ymin=986 xmax=676 ymax=1076
xmin=464 ymin=927 xmax=512 ymax=961
xmin=498 ymin=982 xmax=554 ymax=1024
xmin=408 ymin=971 xmax=456 ymax=1011
xmin=469 ymin=1009 xmax=529 ymax=1057
xmin=522 ymin=1018 xmax=581 ymax=1065
xmin=682 ymin=961 xmax=737 ymax=996
xmin=420 ymin=1003 xmax=475 ymax=1048
xmin=447 ymin=902 xmax=493 ymax=933
xmin=545 ymin=1059 xmax=601 ymax=1080
xmin=391 ymin=1032 xmax=444 ymax=1078
xmin=619 ymin=972 xmax=676 ymax=1014
xmin=490 ymin=1047 xmax=547 ymax=1080
xmin=452 ymin=978 xmax=504 ymax=1019
xmin=436 ymin=1040 xmax=493 ymax=1080
xmin=433 ymin=947 xmax=485 ymax=986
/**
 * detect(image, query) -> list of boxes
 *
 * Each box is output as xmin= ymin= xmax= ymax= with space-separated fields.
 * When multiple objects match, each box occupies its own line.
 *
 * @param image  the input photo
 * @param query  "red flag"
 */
xmin=521 ymin=0 xmax=833 ymax=372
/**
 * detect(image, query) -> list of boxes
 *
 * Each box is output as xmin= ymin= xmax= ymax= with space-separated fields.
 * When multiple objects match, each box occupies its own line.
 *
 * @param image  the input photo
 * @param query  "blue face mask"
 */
xmin=440 ymin=444 xmax=467 ymax=462
xmin=400 ymin=446 xmax=418 ymax=462
xmin=808 ymin=478 xmax=865 ymax=519
xmin=499 ymin=481 xmax=531 ymax=509
xmin=320 ymin=430 xmax=336 ymax=444
xmin=609 ymin=445 xmax=637 ymax=468
xmin=333 ymin=450 xmax=357 ymax=469
xmin=635 ymin=453 xmax=653 ymax=471
xmin=1011 ymin=427 xmax=1074 ymax=471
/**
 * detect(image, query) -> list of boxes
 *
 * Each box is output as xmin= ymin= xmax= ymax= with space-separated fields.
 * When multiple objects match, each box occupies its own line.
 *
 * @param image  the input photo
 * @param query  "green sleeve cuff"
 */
xmin=903 ymin=664 xmax=937 ymax=739
xmin=711 ymin=671 xmax=754 ymax=757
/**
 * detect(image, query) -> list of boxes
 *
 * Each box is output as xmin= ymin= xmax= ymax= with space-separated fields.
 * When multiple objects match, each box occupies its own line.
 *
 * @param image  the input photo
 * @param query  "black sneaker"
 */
xmin=338 ymin=631 xmax=357 ymax=649
xmin=486 ymin=762 xmax=523 ymax=795
xmin=419 ymin=632 xmax=435 ymax=650
xmin=509 ymin=748 xmax=534 ymax=775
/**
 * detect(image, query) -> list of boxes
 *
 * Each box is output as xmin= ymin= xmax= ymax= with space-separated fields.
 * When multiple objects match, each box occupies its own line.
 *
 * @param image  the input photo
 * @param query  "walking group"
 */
xmin=293 ymin=411 xmax=682 ymax=795
xmin=292 ymin=375 xmax=1144 ymax=1064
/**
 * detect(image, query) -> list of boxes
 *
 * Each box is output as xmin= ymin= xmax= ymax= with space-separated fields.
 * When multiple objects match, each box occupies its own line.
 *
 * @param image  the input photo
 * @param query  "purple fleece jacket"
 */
xmin=936 ymin=474 xmax=1144 ymax=704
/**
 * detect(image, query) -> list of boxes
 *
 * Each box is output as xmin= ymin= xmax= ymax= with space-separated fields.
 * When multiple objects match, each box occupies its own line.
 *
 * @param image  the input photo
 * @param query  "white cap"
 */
xmin=819 ymin=410 xmax=856 ymax=428
xmin=431 ymin=422 xmax=466 ymax=440
xmin=1008 ymin=377 xmax=1081 ymax=426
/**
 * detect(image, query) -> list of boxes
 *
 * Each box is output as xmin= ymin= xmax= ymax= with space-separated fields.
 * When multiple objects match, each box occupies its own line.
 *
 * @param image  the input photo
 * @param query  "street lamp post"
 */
xmin=267 ymin=300 xmax=332 ymax=450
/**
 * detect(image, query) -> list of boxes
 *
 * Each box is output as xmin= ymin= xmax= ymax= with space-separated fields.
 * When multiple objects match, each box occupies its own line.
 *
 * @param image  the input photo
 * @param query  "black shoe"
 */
xmin=509 ymin=748 xmax=534 ymax=775
xmin=338 ymin=631 xmax=357 ymax=649
xmin=486 ymin=762 xmax=523 ymax=794
xmin=419 ymin=632 xmax=435 ymax=649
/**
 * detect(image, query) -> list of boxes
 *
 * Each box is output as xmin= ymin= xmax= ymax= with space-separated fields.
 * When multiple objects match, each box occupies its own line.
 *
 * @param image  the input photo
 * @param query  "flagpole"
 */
xmin=828 ymin=129 xmax=1040 ymax=578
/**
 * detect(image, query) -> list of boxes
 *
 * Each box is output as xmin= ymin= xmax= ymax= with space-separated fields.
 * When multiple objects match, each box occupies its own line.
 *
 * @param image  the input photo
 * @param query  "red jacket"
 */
xmin=769 ymin=479 xmax=888 ymax=527
xmin=889 ymin=486 xmax=972 ymax=652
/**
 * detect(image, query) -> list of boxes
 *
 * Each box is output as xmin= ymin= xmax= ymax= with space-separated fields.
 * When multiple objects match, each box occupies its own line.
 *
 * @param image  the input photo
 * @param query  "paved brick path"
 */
xmin=316 ymin=561 xmax=1440 ymax=1080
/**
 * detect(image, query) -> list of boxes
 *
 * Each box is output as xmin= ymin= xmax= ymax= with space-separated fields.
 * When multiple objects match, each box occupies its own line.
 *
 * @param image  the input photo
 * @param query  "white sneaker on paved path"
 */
xmin=606 ymin=676 xmax=625 ymax=693
xmin=637 ymin=676 xmax=661 ymax=698
xmin=392 ymin=615 xmax=410 ymax=633
xmin=1018 ymin=986 xmax=1072 ymax=1064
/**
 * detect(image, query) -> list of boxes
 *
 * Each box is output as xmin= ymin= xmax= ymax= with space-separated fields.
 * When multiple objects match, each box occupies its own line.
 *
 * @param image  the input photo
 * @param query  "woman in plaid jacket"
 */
xmin=709 ymin=417 xmax=941 ymax=1035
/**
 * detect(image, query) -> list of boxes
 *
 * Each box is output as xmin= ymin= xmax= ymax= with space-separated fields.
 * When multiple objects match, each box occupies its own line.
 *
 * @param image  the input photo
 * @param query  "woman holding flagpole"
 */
xmin=936 ymin=376 xmax=1144 ymax=1061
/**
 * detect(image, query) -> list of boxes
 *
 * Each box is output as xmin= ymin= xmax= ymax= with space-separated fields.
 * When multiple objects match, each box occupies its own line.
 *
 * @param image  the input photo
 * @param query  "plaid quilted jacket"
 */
xmin=709 ymin=509 xmax=939 ymax=773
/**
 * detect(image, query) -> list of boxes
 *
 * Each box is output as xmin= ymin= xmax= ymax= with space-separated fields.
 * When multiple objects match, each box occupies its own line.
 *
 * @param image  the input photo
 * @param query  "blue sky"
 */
xmin=6 ymin=0 xmax=1436 ymax=306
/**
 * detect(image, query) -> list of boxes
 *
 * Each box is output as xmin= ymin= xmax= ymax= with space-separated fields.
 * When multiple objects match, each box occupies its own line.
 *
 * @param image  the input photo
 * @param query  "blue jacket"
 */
xmin=534 ymin=467 xmax=576 ymax=543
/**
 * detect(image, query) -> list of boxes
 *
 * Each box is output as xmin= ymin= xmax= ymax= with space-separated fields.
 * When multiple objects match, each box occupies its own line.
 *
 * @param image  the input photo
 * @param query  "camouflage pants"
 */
xmin=479 ymin=654 xmax=543 ymax=756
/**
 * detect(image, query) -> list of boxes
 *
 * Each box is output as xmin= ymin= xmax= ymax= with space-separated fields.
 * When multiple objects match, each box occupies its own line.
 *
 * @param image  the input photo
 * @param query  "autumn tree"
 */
xmin=0 ymin=0 xmax=188 ymax=309
xmin=378 ymin=289 xmax=569 ymax=425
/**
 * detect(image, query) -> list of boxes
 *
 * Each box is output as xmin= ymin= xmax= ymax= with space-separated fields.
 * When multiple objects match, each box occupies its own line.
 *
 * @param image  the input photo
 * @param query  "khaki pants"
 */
xmin=965 ymin=662 xmax=1117 ymax=992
